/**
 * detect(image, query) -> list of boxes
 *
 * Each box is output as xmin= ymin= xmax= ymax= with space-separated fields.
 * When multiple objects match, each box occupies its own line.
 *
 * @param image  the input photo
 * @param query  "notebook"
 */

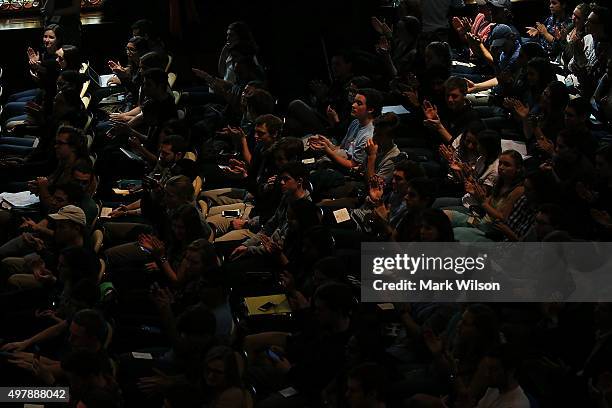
xmin=88 ymin=64 xmax=117 ymax=88
xmin=244 ymin=294 xmax=292 ymax=316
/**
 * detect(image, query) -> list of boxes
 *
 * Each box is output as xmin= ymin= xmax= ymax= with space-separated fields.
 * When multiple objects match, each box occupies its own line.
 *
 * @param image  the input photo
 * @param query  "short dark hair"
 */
xmin=313 ymin=282 xmax=354 ymax=317
xmin=394 ymin=160 xmax=426 ymax=180
xmin=140 ymin=51 xmax=167 ymax=71
xmin=271 ymin=137 xmax=304 ymax=162
xmin=407 ymin=177 xmax=436 ymax=205
xmin=131 ymin=19 xmax=154 ymax=36
xmin=143 ymin=67 xmax=168 ymax=87
xmin=520 ymin=42 xmax=546 ymax=60
xmin=161 ymin=134 xmax=187 ymax=153
xmin=537 ymin=203 xmax=565 ymax=228
xmin=373 ymin=112 xmax=400 ymax=138
xmin=53 ymin=182 xmax=84 ymax=204
xmin=56 ymin=125 xmax=86 ymax=156
xmin=176 ymin=304 xmax=217 ymax=336
xmin=254 ymin=114 xmax=283 ymax=137
xmin=357 ymin=88 xmax=384 ymax=117
xmin=127 ymin=36 xmax=149 ymax=55
xmin=420 ymin=208 xmax=455 ymax=242
xmin=279 ymin=161 xmax=307 ymax=183
xmin=313 ymin=256 xmax=346 ymax=282
xmin=72 ymin=309 xmax=108 ymax=345
xmin=444 ymin=76 xmax=468 ymax=95
xmin=246 ymin=89 xmax=275 ymax=117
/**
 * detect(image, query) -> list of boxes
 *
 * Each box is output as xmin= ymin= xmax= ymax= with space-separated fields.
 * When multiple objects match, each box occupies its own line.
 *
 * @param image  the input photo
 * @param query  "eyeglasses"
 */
xmin=279 ymin=175 xmax=293 ymax=182
xmin=54 ymin=140 xmax=70 ymax=146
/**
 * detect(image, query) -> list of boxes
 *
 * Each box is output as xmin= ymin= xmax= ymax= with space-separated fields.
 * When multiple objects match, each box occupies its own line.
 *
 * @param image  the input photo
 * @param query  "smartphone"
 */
xmin=139 ymin=245 xmax=152 ymax=255
xmin=265 ymin=349 xmax=281 ymax=362
xmin=222 ymin=210 xmax=241 ymax=218
xmin=258 ymin=301 xmax=276 ymax=312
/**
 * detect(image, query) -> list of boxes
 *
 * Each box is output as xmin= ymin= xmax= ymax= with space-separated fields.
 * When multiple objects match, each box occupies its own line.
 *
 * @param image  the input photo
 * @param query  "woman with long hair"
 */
xmin=203 ymin=346 xmax=253 ymax=408
xmin=448 ymin=150 xmax=525 ymax=241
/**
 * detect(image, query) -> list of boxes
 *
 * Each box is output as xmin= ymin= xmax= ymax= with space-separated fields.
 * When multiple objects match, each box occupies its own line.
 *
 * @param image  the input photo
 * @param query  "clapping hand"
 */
xmin=423 ymin=100 xmax=442 ymax=130
xmin=536 ymin=135 xmax=555 ymax=155
xmin=326 ymin=105 xmax=339 ymax=124
xmin=504 ymin=98 xmax=530 ymax=119
xmin=138 ymin=234 xmax=166 ymax=259
xmin=536 ymin=22 xmax=548 ymax=35
xmin=22 ymin=232 xmax=45 ymax=251
xmin=224 ymin=158 xmax=248 ymax=178
xmin=108 ymin=60 xmax=126 ymax=74
xmin=526 ymin=26 xmax=539 ymax=37
xmin=259 ymin=234 xmax=282 ymax=255
xmin=27 ymin=47 xmax=40 ymax=67
xmin=466 ymin=32 xmax=482 ymax=48
xmin=365 ymin=138 xmax=378 ymax=157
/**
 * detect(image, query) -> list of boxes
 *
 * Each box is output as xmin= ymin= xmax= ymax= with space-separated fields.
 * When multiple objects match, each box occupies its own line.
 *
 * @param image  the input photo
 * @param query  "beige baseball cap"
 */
xmin=49 ymin=205 xmax=86 ymax=226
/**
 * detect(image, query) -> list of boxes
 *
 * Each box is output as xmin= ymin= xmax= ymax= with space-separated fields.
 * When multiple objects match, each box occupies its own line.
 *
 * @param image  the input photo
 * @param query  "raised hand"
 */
xmin=536 ymin=22 xmax=548 ymax=35
xmin=422 ymin=100 xmax=439 ymax=121
xmin=27 ymin=47 xmax=40 ymax=66
xmin=107 ymin=60 xmax=126 ymax=73
xmin=536 ymin=135 xmax=555 ymax=155
xmin=365 ymin=138 xmax=378 ymax=157
xmin=326 ymin=105 xmax=339 ymax=124
xmin=526 ymin=26 xmax=539 ymax=37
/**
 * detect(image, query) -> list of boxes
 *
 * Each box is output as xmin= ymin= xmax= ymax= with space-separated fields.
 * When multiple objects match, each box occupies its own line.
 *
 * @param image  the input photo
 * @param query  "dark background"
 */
xmin=0 ymin=0 xmax=548 ymax=106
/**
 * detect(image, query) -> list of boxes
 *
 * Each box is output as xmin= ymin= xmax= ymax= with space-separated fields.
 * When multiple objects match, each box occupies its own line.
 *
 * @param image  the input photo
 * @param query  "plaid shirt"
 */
xmin=505 ymin=195 xmax=535 ymax=240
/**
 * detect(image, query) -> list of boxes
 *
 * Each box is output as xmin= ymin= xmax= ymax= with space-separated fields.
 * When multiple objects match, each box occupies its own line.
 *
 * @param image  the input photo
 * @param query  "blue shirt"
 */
xmin=340 ymin=119 xmax=374 ymax=165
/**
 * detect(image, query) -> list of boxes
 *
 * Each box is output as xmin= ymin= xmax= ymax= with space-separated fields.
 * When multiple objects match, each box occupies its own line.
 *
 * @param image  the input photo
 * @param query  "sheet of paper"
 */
xmin=279 ymin=387 xmax=299 ymax=398
xmin=131 ymin=352 xmax=153 ymax=360
xmin=100 ymin=207 xmax=113 ymax=218
xmin=333 ymin=208 xmax=351 ymax=223
xmin=382 ymin=105 xmax=410 ymax=115
xmin=0 ymin=191 xmax=40 ymax=207
xmin=377 ymin=303 xmax=395 ymax=310
xmin=112 ymin=188 xmax=130 ymax=196
xmin=501 ymin=139 xmax=528 ymax=158
xmin=244 ymin=294 xmax=291 ymax=316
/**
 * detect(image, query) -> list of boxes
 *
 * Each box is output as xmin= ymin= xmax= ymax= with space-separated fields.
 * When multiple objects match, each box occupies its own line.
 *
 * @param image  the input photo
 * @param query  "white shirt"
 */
xmin=476 ymin=386 xmax=530 ymax=408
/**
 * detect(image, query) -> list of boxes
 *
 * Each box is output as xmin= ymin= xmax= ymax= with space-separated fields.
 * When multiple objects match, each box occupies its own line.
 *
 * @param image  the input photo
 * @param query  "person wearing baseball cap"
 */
xmin=49 ymin=205 xmax=88 ymax=248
